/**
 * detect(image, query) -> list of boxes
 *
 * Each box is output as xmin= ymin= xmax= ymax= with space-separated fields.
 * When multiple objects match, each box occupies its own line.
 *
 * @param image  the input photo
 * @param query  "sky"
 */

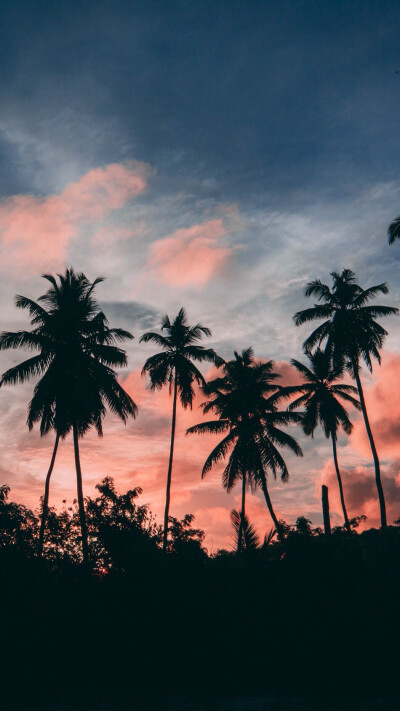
xmin=1 ymin=0 xmax=400 ymax=550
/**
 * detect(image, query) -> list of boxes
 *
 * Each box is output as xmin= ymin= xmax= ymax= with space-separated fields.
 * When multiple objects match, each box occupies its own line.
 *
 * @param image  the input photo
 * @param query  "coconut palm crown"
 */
xmin=293 ymin=269 xmax=398 ymax=374
xmin=287 ymin=349 xmax=360 ymax=439
xmin=0 ymin=269 xmax=137 ymax=435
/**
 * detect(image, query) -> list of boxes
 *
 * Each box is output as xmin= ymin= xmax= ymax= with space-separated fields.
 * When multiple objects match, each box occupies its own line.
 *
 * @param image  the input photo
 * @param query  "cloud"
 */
xmin=147 ymin=218 xmax=232 ymax=287
xmin=274 ymin=359 xmax=301 ymax=386
xmin=0 ymin=162 xmax=147 ymax=272
xmin=320 ymin=459 xmax=400 ymax=527
xmin=351 ymin=353 xmax=400 ymax=459
xmin=91 ymin=226 xmax=135 ymax=247
xmin=99 ymin=301 xmax=159 ymax=332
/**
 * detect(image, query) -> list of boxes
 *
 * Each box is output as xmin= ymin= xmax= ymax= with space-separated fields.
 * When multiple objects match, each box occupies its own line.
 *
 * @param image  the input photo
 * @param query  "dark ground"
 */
xmin=1 ymin=507 xmax=399 ymax=711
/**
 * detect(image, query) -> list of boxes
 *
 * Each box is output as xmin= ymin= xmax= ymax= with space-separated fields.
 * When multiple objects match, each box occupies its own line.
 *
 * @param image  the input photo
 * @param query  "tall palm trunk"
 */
xmin=73 ymin=423 xmax=89 ymax=565
xmin=163 ymin=372 xmax=178 ymax=551
xmin=38 ymin=433 xmax=60 ymax=557
xmin=259 ymin=471 xmax=284 ymax=542
xmin=237 ymin=473 xmax=246 ymax=554
xmin=331 ymin=433 xmax=351 ymax=533
xmin=353 ymin=363 xmax=387 ymax=528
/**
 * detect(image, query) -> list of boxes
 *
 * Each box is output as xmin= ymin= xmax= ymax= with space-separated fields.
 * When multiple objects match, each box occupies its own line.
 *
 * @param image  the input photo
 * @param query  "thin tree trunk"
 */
xmin=259 ymin=472 xmax=284 ymax=542
xmin=331 ymin=433 xmax=351 ymax=533
xmin=73 ymin=423 xmax=89 ymax=565
xmin=322 ymin=485 xmax=331 ymax=536
xmin=253 ymin=438 xmax=285 ymax=542
xmin=38 ymin=433 xmax=60 ymax=558
xmin=353 ymin=364 xmax=387 ymax=528
xmin=237 ymin=473 xmax=246 ymax=554
xmin=163 ymin=373 xmax=178 ymax=551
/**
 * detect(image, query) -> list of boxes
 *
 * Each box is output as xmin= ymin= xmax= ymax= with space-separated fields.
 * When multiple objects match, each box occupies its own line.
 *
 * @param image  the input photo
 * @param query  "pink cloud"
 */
xmin=0 ymin=163 xmax=147 ymax=272
xmin=274 ymin=359 xmax=302 ymax=387
xmin=147 ymin=218 xmax=232 ymax=287
xmin=319 ymin=459 xmax=400 ymax=527
xmin=351 ymin=353 xmax=400 ymax=459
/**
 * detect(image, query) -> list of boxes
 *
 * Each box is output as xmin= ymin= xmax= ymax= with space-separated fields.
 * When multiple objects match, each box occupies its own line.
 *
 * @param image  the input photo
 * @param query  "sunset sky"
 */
xmin=1 ymin=1 xmax=400 ymax=549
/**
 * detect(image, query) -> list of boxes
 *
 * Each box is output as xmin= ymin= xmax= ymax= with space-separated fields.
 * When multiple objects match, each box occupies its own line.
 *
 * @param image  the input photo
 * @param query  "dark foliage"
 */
xmin=1 ymin=483 xmax=399 ymax=709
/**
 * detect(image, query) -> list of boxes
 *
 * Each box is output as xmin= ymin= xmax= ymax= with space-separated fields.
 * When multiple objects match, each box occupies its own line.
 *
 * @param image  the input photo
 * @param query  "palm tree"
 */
xmin=388 ymin=216 xmax=400 ymax=244
xmin=293 ymin=269 xmax=398 ymax=528
xmin=140 ymin=307 xmax=221 ymax=550
xmin=230 ymin=509 xmax=260 ymax=552
xmin=0 ymin=269 xmax=137 ymax=563
xmin=286 ymin=349 xmax=360 ymax=533
xmin=187 ymin=349 xmax=303 ymax=543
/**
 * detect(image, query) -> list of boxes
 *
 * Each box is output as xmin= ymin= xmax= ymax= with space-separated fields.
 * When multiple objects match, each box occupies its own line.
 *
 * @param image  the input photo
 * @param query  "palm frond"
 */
xmin=287 ymin=392 xmax=312 ymax=411
xmin=0 ymin=354 xmax=51 ymax=386
xmin=302 ymin=321 xmax=331 ymax=352
xmin=304 ymin=280 xmax=332 ymax=300
xmin=330 ymin=388 xmax=361 ymax=409
xmin=294 ymin=305 xmax=333 ymax=326
xmin=388 ymin=216 xmax=400 ymax=244
xmin=359 ymin=305 xmax=398 ymax=318
xmin=183 ymin=344 xmax=222 ymax=365
xmin=353 ymin=284 xmax=389 ymax=306
xmin=89 ymin=344 xmax=128 ymax=368
xmin=263 ymin=425 xmax=303 ymax=457
xmin=230 ymin=509 xmax=260 ymax=551
xmin=186 ymin=324 xmax=212 ymax=342
xmin=290 ymin=358 xmax=318 ymax=382
xmin=0 ymin=330 xmax=44 ymax=351
xmin=139 ymin=332 xmax=171 ymax=349
xmin=201 ymin=430 xmax=237 ymax=477
xmin=186 ymin=420 xmax=230 ymax=435
xmin=14 ymin=295 xmax=48 ymax=323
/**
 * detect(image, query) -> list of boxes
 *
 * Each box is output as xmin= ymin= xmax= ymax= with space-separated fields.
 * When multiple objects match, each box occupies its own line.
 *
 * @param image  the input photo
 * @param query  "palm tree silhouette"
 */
xmin=140 ymin=307 xmax=221 ymax=551
xmin=230 ymin=508 xmax=260 ymax=551
xmin=286 ymin=349 xmax=360 ymax=532
xmin=0 ymin=269 xmax=137 ymax=563
xmin=294 ymin=269 xmax=398 ymax=528
xmin=187 ymin=348 xmax=303 ymax=543
xmin=388 ymin=216 xmax=400 ymax=244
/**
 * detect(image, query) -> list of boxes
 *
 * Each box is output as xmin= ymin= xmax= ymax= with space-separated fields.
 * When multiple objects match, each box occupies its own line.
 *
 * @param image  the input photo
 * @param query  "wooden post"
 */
xmin=322 ymin=485 xmax=331 ymax=536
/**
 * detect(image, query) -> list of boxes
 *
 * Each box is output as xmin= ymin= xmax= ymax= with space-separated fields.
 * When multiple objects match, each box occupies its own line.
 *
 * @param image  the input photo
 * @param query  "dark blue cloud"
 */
xmin=1 ymin=0 xmax=400 ymax=205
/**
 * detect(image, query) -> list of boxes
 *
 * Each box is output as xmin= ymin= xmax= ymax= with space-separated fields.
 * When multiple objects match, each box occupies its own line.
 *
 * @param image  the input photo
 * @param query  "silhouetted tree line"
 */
xmin=1 ymin=262 xmax=398 ymax=566
xmin=2 ymin=476 xmax=400 ymax=708
xmin=0 ymin=477 xmax=208 ymax=569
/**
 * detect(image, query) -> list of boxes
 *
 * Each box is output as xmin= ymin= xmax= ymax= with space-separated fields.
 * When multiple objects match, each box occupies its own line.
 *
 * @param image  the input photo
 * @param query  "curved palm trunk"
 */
xmin=237 ymin=473 xmax=246 ymax=554
xmin=353 ymin=364 xmax=387 ymax=528
xmin=163 ymin=373 xmax=178 ymax=551
xmin=72 ymin=423 xmax=89 ymax=565
xmin=259 ymin=472 xmax=284 ymax=543
xmin=38 ymin=433 xmax=60 ymax=557
xmin=331 ymin=433 xmax=351 ymax=533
